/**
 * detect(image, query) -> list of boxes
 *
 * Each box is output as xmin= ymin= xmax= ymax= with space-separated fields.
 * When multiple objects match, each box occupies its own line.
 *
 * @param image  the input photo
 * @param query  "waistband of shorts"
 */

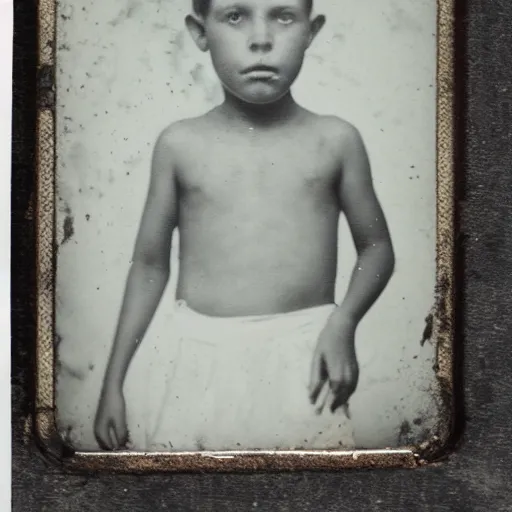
xmin=174 ymin=299 xmax=336 ymax=325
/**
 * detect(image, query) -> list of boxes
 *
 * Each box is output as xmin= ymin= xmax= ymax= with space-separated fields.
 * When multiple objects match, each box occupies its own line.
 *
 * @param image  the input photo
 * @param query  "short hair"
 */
xmin=193 ymin=0 xmax=313 ymax=17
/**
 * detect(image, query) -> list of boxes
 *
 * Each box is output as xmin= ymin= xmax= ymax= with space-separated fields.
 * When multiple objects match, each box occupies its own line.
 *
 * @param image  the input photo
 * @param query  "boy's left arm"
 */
xmin=310 ymin=123 xmax=395 ymax=412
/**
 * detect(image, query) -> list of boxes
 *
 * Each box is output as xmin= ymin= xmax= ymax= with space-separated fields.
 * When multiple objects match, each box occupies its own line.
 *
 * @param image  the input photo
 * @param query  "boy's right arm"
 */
xmin=95 ymin=128 xmax=179 ymax=450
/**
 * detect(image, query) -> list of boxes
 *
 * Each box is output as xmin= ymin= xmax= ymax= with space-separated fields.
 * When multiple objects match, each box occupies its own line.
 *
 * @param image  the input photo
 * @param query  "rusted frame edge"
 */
xmin=32 ymin=0 xmax=457 ymax=473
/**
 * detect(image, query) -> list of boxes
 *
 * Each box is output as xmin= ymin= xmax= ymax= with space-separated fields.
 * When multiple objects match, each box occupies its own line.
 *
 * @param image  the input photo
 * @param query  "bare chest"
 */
xmin=177 ymin=136 xmax=339 ymax=206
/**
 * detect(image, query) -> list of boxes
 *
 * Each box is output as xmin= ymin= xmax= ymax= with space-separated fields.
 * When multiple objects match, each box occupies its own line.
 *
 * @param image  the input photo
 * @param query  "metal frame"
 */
xmin=33 ymin=0 xmax=457 ymax=472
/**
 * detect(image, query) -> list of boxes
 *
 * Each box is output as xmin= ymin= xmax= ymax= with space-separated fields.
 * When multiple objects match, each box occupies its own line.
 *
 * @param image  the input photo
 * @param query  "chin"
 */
xmin=238 ymin=89 xmax=290 ymax=106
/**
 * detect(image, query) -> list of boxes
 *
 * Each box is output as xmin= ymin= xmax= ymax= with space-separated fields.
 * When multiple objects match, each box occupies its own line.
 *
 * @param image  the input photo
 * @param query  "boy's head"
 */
xmin=186 ymin=0 xmax=325 ymax=106
xmin=192 ymin=0 xmax=313 ymax=17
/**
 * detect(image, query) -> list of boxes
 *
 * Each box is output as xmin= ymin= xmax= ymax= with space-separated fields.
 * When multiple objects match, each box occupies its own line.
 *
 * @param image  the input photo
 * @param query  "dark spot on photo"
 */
xmin=399 ymin=420 xmax=411 ymax=437
xmin=61 ymin=424 xmax=74 ymax=444
xmin=413 ymin=417 xmax=423 ymax=426
xmin=85 ymin=214 xmax=90 ymax=221
xmin=421 ymin=313 xmax=434 ymax=346
xmin=62 ymin=214 xmax=75 ymax=245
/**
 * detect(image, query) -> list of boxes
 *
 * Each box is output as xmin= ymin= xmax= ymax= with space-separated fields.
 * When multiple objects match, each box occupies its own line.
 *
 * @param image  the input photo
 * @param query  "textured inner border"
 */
xmin=34 ymin=0 xmax=456 ymax=472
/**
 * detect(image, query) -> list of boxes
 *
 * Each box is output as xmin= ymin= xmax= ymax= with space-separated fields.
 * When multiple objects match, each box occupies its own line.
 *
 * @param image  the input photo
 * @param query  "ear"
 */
xmin=185 ymin=14 xmax=209 ymax=52
xmin=307 ymin=14 xmax=326 ymax=47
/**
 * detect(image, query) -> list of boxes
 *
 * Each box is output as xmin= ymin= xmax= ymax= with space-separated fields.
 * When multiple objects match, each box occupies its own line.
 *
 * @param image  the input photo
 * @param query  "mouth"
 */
xmin=242 ymin=65 xmax=279 ymax=79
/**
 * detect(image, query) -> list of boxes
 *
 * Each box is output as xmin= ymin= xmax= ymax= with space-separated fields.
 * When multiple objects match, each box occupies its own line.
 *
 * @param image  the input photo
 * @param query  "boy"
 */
xmin=94 ymin=0 xmax=395 ymax=452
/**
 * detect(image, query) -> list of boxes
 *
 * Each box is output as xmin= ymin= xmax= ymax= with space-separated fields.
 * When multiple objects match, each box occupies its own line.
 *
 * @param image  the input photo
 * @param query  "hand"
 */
xmin=94 ymin=383 xmax=129 ymax=450
xmin=309 ymin=314 xmax=359 ymax=415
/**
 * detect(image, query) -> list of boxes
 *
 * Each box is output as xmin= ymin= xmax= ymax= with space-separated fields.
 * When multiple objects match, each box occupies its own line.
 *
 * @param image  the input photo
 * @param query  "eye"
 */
xmin=277 ymin=12 xmax=295 ymax=25
xmin=226 ymin=10 xmax=243 ymax=25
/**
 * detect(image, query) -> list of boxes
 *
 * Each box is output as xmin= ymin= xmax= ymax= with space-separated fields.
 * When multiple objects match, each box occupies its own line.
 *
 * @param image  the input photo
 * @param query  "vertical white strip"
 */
xmin=0 ymin=0 xmax=13 ymax=509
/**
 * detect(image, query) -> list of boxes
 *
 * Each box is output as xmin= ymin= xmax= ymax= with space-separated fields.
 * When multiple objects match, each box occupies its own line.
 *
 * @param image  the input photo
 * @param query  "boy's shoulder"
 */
xmin=309 ymin=113 xmax=362 ymax=145
xmin=156 ymin=115 xmax=213 ymax=150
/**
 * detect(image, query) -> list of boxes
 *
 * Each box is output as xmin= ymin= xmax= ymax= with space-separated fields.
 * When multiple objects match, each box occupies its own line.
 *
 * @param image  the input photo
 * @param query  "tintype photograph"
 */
xmin=36 ymin=0 xmax=455 ymax=467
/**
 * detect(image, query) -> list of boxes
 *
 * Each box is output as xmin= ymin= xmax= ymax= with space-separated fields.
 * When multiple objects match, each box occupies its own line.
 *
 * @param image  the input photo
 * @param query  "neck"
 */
xmin=219 ymin=89 xmax=300 ymax=129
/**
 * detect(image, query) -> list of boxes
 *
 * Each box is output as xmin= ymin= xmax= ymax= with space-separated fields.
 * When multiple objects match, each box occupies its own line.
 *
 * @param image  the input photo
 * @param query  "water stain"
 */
xmin=170 ymin=30 xmax=185 ymax=51
xmin=139 ymin=51 xmax=153 ymax=73
xmin=117 ymin=99 xmax=133 ymax=111
xmin=109 ymin=0 xmax=142 ymax=27
xmin=190 ymin=63 xmax=205 ymax=84
xmin=153 ymin=22 xmax=169 ymax=30
xmin=57 ymin=359 xmax=85 ymax=381
xmin=388 ymin=2 xmax=424 ymax=34
xmin=68 ymin=141 xmax=88 ymax=173
xmin=123 ymin=155 xmax=143 ymax=168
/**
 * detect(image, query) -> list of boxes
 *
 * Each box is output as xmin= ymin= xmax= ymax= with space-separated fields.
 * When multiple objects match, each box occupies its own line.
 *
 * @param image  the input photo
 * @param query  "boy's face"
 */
xmin=187 ymin=0 xmax=325 ymax=105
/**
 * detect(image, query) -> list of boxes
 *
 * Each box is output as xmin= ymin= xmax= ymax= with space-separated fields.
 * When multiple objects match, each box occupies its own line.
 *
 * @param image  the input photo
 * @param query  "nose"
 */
xmin=248 ymin=18 xmax=273 ymax=52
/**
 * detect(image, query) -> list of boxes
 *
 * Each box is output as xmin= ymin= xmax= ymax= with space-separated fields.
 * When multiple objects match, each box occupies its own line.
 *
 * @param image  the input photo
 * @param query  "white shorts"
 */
xmin=126 ymin=300 xmax=354 ymax=452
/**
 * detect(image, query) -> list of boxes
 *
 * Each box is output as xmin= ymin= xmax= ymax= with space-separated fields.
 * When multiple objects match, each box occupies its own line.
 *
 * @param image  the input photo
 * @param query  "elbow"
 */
xmin=362 ymin=238 xmax=395 ymax=279
xmin=389 ymin=247 xmax=396 ymax=278
xmin=387 ymin=241 xmax=396 ymax=272
xmin=131 ymin=254 xmax=170 ymax=280
xmin=381 ymin=239 xmax=396 ymax=279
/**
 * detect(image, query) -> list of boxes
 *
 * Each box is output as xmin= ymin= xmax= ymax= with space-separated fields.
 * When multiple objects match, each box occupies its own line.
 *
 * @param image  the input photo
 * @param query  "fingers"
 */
xmin=109 ymin=426 xmax=119 ymax=450
xmin=309 ymin=351 xmax=328 ymax=405
xmin=328 ymin=365 xmax=359 ymax=415
xmin=104 ymin=424 xmax=129 ymax=451
xmin=313 ymin=380 xmax=331 ymax=415
xmin=329 ymin=381 xmax=352 ymax=415
xmin=325 ymin=357 xmax=359 ymax=415
xmin=117 ymin=423 xmax=129 ymax=449
xmin=95 ymin=422 xmax=113 ymax=451
xmin=95 ymin=418 xmax=128 ymax=451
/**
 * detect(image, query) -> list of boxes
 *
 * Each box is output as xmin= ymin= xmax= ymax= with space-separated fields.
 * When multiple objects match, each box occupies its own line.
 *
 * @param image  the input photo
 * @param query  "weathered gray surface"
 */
xmin=11 ymin=0 xmax=512 ymax=510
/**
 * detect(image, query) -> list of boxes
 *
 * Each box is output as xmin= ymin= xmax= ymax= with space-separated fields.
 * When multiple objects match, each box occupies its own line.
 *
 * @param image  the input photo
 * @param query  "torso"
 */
xmin=171 ymin=109 xmax=345 ymax=316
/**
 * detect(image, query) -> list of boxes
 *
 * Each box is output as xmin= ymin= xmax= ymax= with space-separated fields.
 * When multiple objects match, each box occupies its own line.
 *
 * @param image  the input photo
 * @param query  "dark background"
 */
xmin=11 ymin=0 xmax=512 ymax=510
